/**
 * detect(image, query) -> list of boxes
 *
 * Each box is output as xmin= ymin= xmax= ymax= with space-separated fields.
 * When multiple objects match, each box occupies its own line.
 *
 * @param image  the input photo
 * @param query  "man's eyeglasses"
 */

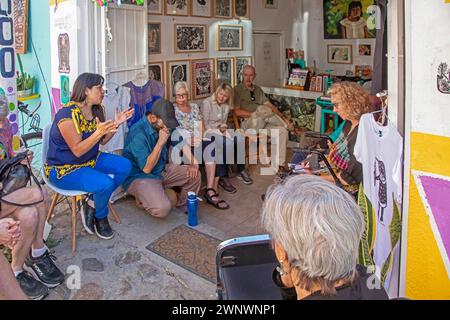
xmin=250 ymin=90 xmax=256 ymax=102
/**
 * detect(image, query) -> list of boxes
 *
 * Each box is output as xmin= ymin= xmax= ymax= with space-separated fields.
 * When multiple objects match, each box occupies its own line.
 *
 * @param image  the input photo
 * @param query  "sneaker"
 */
xmin=94 ymin=217 xmax=115 ymax=240
xmin=16 ymin=270 xmax=49 ymax=300
xmin=218 ymin=178 xmax=237 ymax=194
xmin=236 ymin=170 xmax=253 ymax=185
xmin=24 ymin=250 xmax=65 ymax=288
xmin=81 ymin=199 xmax=95 ymax=235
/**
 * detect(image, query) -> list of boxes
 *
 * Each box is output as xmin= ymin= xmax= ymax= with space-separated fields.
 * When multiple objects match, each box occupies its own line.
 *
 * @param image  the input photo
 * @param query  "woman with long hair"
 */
xmin=46 ymin=73 xmax=133 ymax=240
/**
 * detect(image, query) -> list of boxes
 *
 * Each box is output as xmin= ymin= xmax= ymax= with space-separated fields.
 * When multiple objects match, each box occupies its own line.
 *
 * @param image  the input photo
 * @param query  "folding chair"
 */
xmin=216 ymin=235 xmax=282 ymax=300
xmin=42 ymin=125 xmax=121 ymax=253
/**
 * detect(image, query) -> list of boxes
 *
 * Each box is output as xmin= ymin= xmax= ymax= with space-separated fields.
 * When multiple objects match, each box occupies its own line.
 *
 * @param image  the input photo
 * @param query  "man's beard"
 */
xmin=151 ymin=122 xmax=162 ymax=131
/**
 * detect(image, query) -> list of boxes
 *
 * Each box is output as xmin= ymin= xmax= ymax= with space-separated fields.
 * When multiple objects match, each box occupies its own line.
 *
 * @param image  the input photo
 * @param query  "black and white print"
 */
xmin=216 ymin=58 xmax=234 ymax=87
xmin=165 ymin=0 xmax=189 ymax=16
xmin=148 ymin=0 xmax=162 ymax=14
xmin=167 ymin=60 xmax=191 ymax=100
xmin=235 ymin=56 xmax=252 ymax=85
xmin=148 ymin=23 xmax=161 ymax=54
xmin=234 ymin=0 xmax=249 ymax=18
xmin=191 ymin=0 xmax=212 ymax=17
xmin=437 ymin=62 xmax=450 ymax=94
xmin=218 ymin=25 xmax=243 ymax=51
xmin=149 ymin=62 xmax=163 ymax=82
xmin=175 ymin=24 xmax=207 ymax=53
xmin=215 ymin=0 xmax=232 ymax=18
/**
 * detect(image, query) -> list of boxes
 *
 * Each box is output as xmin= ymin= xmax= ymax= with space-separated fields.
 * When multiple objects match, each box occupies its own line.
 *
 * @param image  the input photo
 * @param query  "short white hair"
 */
xmin=174 ymin=81 xmax=189 ymax=95
xmin=261 ymin=175 xmax=363 ymax=294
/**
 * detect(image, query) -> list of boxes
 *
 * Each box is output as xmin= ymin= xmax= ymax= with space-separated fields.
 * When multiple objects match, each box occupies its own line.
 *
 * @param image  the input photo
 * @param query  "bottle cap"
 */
xmin=187 ymin=191 xmax=196 ymax=198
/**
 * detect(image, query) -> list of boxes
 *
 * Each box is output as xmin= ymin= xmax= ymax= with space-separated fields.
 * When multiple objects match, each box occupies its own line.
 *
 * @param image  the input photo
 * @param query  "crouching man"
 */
xmin=123 ymin=99 xmax=201 ymax=218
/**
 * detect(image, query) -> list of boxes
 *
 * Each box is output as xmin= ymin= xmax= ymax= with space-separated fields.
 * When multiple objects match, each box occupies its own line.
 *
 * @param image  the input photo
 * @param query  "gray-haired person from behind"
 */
xmin=261 ymin=175 xmax=389 ymax=300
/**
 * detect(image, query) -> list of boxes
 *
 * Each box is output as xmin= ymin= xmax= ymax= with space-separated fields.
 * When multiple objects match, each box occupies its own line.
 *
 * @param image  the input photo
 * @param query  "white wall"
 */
xmin=251 ymin=0 xmax=303 ymax=49
xmin=406 ymin=0 xmax=450 ymax=137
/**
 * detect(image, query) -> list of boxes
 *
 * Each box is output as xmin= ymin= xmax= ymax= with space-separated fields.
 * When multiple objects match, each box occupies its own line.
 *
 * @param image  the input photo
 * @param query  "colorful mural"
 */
xmin=406 ymin=132 xmax=450 ymax=299
xmin=0 ymin=0 xmax=19 ymax=151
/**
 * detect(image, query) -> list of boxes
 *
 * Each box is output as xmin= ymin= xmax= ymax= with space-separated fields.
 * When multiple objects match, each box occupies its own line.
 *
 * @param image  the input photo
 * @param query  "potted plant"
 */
xmin=16 ymin=54 xmax=36 ymax=98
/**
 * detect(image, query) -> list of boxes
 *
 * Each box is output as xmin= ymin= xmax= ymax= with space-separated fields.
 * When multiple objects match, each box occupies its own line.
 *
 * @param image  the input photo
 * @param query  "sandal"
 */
xmin=204 ymin=188 xmax=230 ymax=210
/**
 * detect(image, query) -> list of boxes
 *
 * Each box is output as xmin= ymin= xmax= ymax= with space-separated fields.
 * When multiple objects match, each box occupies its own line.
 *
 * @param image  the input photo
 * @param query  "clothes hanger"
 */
xmin=133 ymin=71 xmax=149 ymax=87
xmin=371 ymin=90 xmax=388 ymax=126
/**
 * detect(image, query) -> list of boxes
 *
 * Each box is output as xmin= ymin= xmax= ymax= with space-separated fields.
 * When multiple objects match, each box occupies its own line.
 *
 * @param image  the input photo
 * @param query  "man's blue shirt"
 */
xmin=123 ymin=117 xmax=167 ymax=190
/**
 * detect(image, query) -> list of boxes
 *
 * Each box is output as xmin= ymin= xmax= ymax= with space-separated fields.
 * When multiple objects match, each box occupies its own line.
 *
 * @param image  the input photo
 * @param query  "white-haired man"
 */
xmin=233 ymin=65 xmax=293 ymax=175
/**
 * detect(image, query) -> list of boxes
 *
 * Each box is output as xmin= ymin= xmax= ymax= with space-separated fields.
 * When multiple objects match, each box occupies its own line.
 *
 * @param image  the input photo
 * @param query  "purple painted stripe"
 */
xmin=51 ymin=88 xmax=61 ymax=118
xmin=420 ymin=176 xmax=450 ymax=259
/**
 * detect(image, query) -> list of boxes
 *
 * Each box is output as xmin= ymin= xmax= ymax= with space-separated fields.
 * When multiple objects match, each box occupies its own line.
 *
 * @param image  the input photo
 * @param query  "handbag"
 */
xmin=0 ymin=152 xmax=44 ymax=207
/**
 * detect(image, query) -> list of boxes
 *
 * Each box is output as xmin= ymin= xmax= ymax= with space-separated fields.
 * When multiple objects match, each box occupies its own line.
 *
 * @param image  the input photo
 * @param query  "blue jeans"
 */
xmin=49 ymin=153 xmax=132 ymax=219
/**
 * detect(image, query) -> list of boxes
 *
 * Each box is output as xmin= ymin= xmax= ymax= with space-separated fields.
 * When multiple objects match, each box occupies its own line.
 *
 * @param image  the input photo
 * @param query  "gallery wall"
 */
xmin=148 ymin=1 xmax=254 ymax=99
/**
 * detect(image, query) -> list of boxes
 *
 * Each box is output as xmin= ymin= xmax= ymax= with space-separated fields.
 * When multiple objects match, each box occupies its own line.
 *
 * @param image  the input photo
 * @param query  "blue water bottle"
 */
xmin=187 ymin=192 xmax=199 ymax=227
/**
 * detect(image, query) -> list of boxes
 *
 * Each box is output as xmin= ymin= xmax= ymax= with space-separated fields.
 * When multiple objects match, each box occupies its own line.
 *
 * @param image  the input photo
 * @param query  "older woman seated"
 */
xmin=261 ymin=175 xmax=389 ymax=300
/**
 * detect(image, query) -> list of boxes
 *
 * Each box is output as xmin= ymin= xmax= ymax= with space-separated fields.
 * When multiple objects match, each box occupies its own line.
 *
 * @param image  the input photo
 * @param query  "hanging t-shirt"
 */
xmin=353 ymin=113 xmax=403 ymax=298
xmin=123 ymin=80 xmax=164 ymax=127
xmin=101 ymin=85 xmax=131 ymax=153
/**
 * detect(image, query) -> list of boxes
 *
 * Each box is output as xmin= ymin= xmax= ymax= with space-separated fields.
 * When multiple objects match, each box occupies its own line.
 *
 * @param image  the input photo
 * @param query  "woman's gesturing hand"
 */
xmin=95 ymin=118 xmax=118 ymax=139
xmin=115 ymin=107 xmax=134 ymax=126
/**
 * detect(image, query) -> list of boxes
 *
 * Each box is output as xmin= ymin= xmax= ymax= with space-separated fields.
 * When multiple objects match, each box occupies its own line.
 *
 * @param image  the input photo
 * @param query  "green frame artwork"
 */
xmin=323 ymin=0 xmax=376 ymax=39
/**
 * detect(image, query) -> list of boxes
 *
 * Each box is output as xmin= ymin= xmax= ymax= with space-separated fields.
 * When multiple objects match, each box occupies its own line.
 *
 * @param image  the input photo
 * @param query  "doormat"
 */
xmin=146 ymin=225 xmax=221 ymax=283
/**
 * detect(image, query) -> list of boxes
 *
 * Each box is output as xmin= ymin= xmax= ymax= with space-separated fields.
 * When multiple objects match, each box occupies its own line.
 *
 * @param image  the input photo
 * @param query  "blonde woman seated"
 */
xmin=262 ymin=175 xmax=389 ymax=300
xmin=201 ymin=82 xmax=253 ymax=194
xmin=173 ymin=81 xmax=229 ymax=210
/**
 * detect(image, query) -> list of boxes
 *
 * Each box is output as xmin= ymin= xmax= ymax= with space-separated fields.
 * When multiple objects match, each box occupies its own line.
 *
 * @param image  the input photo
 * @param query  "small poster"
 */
xmin=61 ymin=75 xmax=70 ymax=104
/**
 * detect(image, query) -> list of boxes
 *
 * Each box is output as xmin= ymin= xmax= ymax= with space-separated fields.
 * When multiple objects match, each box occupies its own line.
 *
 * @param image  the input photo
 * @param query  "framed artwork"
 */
xmin=148 ymin=0 xmax=163 ymax=14
xmin=233 ymin=0 xmax=250 ymax=19
xmin=166 ymin=60 xmax=191 ymax=100
xmin=192 ymin=59 xmax=215 ymax=100
xmin=323 ymin=0 xmax=376 ymax=39
xmin=13 ymin=0 xmax=28 ymax=54
xmin=165 ymin=0 xmax=189 ymax=16
xmin=148 ymin=22 xmax=161 ymax=54
xmin=264 ymin=0 xmax=278 ymax=9
xmin=175 ymin=24 xmax=207 ymax=53
xmin=235 ymin=56 xmax=252 ymax=85
xmin=191 ymin=0 xmax=212 ymax=17
xmin=214 ymin=0 xmax=232 ymax=19
xmin=216 ymin=57 xmax=235 ymax=87
xmin=327 ymin=45 xmax=353 ymax=64
xmin=149 ymin=61 xmax=164 ymax=82
xmin=218 ymin=25 xmax=243 ymax=51
xmin=359 ymin=44 xmax=372 ymax=56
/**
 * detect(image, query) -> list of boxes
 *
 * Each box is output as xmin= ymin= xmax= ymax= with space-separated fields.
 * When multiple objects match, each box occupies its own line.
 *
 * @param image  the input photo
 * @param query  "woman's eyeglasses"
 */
xmin=176 ymin=93 xmax=189 ymax=99
xmin=250 ymin=90 xmax=256 ymax=102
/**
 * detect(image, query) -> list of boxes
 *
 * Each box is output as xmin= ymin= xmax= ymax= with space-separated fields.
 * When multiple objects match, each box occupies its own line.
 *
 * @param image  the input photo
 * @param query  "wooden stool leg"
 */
xmin=46 ymin=193 xmax=60 ymax=222
xmin=71 ymin=196 xmax=78 ymax=253
xmin=109 ymin=204 xmax=121 ymax=224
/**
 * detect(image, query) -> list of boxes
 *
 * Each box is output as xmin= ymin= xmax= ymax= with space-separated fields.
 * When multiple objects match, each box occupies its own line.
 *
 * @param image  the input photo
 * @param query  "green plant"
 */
xmin=16 ymin=54 xmax=36 ymax=92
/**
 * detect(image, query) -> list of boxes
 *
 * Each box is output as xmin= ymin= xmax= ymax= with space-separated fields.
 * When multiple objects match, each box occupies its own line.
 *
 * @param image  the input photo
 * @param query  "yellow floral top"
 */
xmin=45 ymin=102 xmax=103 ymax=179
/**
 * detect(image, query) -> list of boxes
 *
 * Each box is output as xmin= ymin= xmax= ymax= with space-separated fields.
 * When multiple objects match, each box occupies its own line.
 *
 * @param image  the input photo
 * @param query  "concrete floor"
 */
xmin=45 ymin=165 xmax=276 ymax=300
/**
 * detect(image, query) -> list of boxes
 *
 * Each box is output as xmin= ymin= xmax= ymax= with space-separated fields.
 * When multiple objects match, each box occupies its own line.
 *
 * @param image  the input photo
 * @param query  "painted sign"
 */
xmin=0 ymin=0 xmax=19 ymax=151
xmin=13 ymin=0 xmax=28 ymax=54
xmin=437 ymin=63 xmax=450 ymax=94
xmin=49 ymin=0 xmax=78 ymax=116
